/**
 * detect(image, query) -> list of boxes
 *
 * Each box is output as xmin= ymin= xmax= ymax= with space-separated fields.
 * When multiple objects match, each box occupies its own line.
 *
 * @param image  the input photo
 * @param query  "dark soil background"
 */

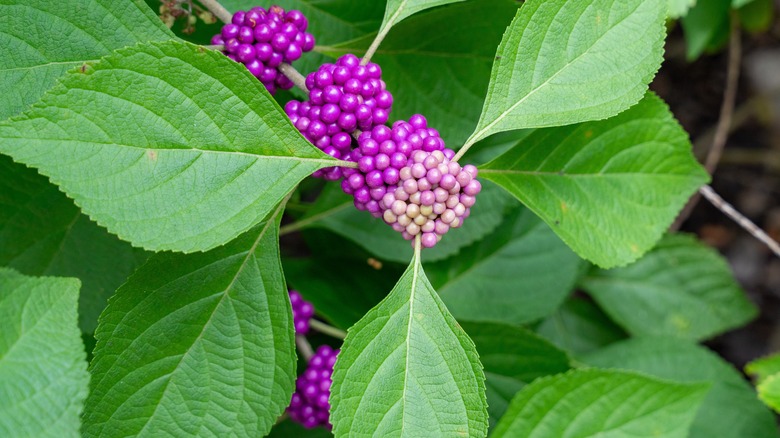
xmin=653 ymin=18 xmax=780 ymax=369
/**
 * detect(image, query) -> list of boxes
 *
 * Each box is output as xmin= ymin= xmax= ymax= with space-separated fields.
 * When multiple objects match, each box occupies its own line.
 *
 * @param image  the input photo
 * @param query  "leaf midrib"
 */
xmin=399 ymin=241 xmax=419 ymax=437
xmin=480 ymin=169 xmax=698 ymax=178
xmin=0 ymin=60 xmax=86 ymax=73
xmin=0 ymin=136 xmax=337 ymax=165
xmin=381 ymin=0 xmax=410 ymax=34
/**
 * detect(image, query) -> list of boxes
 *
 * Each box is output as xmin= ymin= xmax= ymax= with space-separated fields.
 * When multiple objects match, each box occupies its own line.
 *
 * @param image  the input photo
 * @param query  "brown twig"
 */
xmin=699 ymin=185 xmax=780 ymax=257
xmin=296 ymin=335 xmax=314 ymax=360
xmin=671 ymin=13 xmax=741 ymax=231
xmin=705 ymin=12 xmax=742 ymax=174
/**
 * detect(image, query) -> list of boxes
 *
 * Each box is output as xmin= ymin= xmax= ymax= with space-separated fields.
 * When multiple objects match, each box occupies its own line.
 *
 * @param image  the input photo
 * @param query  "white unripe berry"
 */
xmin=383 ymin=210 xmax=397 ymax=223
xmin=406 ymin=204 xmax=420 ymax=218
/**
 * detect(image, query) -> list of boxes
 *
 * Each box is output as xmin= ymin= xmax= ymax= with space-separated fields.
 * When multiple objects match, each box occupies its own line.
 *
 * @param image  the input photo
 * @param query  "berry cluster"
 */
xmin=212 ymin=6 xmax=481 ymax=247
xmin=289 ymin=289 xmax=314 ymax=335
xmin=284 ymin=54 xmax=393 ymax=180
xmin=212 ymin=5 xmax=315 ymax=94
xmin=340 ymin=115 xmax=481 ymax=247
xmin=287 ymin=345 xmax=338 ymax=429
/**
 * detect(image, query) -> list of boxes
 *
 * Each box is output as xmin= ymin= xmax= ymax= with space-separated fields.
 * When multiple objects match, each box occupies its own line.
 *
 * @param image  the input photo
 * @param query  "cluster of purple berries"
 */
xmin=212 ymin=5 xmax=315 ymax=94
xmin=284 ymin=54 xmax=393 ymax=180
xmin=289 ymin=289 xmax=314 ymax=335
xmin=213 ymin=5 xmax=481 ymax=247
xmin=287 ymin=345 xmax=338 ymax=429
xmin=340 ymin=115 xmax=481 ymax=247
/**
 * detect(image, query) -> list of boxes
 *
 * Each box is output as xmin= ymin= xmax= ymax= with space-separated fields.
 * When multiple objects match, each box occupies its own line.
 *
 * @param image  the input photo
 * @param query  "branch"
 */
xmin=698 ymin=185 xmax=780 ymax=257
xmin=295 ymin=335 xmax=314 ymax=361
xmin=279 ymin=63 xmax=309 ymax=94
xmin=309 ymin=319 xmax=347 ymax=340
xmin=197 ymin=0 xmax=232 ymax=24
xmin=704 ymin=12 xmax=742 ymax=174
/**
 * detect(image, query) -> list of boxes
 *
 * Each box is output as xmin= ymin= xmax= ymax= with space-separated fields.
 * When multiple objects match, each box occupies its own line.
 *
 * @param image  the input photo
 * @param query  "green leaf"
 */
xmin=746 ymin=353 xmax=780 ymax=413
xmin=738 ymin=0 xmax=775 ymax=33
xmin=0 ymin=156 xmax=146 ymax=333
xmin=681 ymin=0 xmax=731 ymax=60
xmin=756 ymin=375 xmax=780 ymax=413
xmin=462 ymin=321 xmax=570 ymax=384
xmin=480 ymin=92 xmax=709 ymax=268
xmin=584 ymin=337 xmax=780 ymax=438
xmin=746 ymin=353 xmax=780 ymax=384
xmin=484 ymin=374 xmax=524 ymax=432
xmin=461 ymin=321 xmax=570 ymax=428
xmin=83 ymin=205 xmax=295 ymax=437
xmin=378 ymin=0 xmax=465 ymax=41
xmin=668 ymin=0 xmax=697 ymax=19
xmin=492 ymin=368 xmax=709 ymax=438
xmin=466 ymin=0 xmax=666 ymax=146
xmin=427 ymin=206 xmax=582 ymax=324
xmin=300 ymin=179 xmax=512 ymax=263
xmin=733 ymin=0 xmax=758 ymax=9
xmin=0 ymin=0 xmax=173 ymax=120
xmin=327 ymin=0 xmax=518 ymax=146
xmin=535 ymin=297 xmax=627 ymax=356
xmin=581 ymin=233 xmax=757 ymax=340
xmin=0 ymin=268 xmax=89 ymax=437
xmin=0 ymin=40 xmax=336 ymax=253
xmin=330 ymin=244 xmax=488 ymax=437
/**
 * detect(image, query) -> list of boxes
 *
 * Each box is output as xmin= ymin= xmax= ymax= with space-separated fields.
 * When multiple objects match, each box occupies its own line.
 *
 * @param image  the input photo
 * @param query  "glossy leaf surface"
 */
xmin=427 ymin=207 xmax=582 ymax=324
xmin=492 ymin=369 xmax=708 ymax=438
xmin=585 ymin=337 xmax=780 ymax=438
xmin=582 ymin=233 xmax=757 ymax=340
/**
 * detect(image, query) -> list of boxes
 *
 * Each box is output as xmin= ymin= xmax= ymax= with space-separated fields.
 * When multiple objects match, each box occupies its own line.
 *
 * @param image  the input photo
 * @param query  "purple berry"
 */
xmin=288 ymin=289 xmax=314 ymax=335
xmin=213 ymin=6 xmax=316 ymax=94
xmin=287 ymin=346 xmax=339 ymax=429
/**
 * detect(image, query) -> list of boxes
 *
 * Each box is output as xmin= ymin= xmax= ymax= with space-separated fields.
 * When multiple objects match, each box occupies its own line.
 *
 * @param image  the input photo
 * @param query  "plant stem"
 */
xmin=451 ymin=143 xmax=471 ymax=162
xmin=197 ymin=0 xmax=232 ymax=24
xmin=205 ymin=44 xmax=224 ymax=51
xmin=310 ymin=319 xmax=347 ymax=340
xmin=296 ymin=335 xmax=315 ymax=360
xmin=698 ymin=185 xmax=780 ymax=258
xmin=362 ymin=2 xmax=410 ymax=65
xmin=672 ymin=14 xmax=741 ymax=231
xmin=362 ymin=29 xmax=388 ymax=65
xmin=279 ymin=63 xmax=309 ymax=93
xmin=704 ymin=13 xmax=741 ymax=175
